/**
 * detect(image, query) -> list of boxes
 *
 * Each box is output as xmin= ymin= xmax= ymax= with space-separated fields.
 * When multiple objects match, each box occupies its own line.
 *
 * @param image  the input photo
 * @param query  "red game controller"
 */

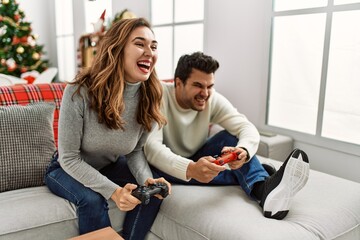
xmin=213 ymin=150 xmax=241 ymax=165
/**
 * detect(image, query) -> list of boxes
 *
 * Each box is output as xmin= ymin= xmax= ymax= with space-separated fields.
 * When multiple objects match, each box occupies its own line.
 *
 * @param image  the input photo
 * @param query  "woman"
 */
xmin=45 ymin=18 xmax=170 ymax=240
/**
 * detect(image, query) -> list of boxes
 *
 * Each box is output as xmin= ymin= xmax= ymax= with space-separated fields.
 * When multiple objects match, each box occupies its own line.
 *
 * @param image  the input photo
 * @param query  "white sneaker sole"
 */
xmin=263 ymin=154 xmax=309 ymax=219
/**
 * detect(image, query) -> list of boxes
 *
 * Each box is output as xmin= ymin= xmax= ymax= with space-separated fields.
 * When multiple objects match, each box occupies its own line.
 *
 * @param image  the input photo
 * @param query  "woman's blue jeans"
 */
xmin=151 ymin=130 xmax=269 ymax=197
xmin=44 ymin=153 xmax=161 ymax=240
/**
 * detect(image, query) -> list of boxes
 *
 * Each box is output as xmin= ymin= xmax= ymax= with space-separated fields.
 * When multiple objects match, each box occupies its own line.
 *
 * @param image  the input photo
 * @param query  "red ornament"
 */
xmin=12 ymin=36 xmax=20 ymax=44
xmin=20 ymin=36 xmax=28 ymax=43
xmin=20 ymin=66 xmax=27 ymax=73
xmin=7 ymin=66 xmax=16 ymax=72
xmin=14 ymin=14 xmax=20 ymax=22
xmin=23 ymin=75 xmax=36 ymax=84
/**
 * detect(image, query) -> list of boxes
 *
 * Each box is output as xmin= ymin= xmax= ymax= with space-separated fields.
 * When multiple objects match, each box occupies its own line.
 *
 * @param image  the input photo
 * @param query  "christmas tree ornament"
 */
xmin=16 ymin=46 xmax=24 ymax=54
xmin=120 ymin=10 xmax=136 ymax=20
xmin=20 ymin=66 xmax=27 ymax=73
xmin=2 ymin=0 xmax=10 ymax=4
xmin=0 ymin=25 xmax=7 ymax=36
xmin=13 ymin=14 xmax=20 ymax=22
xmin=110 ymin=9 xmax=136 ymax=28
xmin=32 ymin=52 xmax=40 ymax=60
xmin=27 ymin=36 xmax=35 ymax=46
xmin=12 ymin=36 xmax=20 ymax=44
xmin=6 ymin=58 xmax=16 ymax=71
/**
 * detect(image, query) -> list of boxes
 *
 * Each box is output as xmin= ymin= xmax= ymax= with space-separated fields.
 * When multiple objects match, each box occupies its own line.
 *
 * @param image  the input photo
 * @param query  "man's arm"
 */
xmin=145 ymin=124 xmax=226 ymax=182
xmin=211 ymin=92 xmax=260 ymax=159
xmin=144 ymin=125 xmax=193 ymax=181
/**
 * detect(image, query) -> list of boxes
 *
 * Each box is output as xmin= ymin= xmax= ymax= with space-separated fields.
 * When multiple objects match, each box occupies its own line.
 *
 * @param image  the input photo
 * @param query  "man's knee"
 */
xmin=214 ymin=130 xmax=238 ymax=146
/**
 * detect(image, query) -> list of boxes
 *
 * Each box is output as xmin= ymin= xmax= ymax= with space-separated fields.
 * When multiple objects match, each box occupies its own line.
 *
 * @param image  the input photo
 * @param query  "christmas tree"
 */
xmin=0 ymin=0 xmax=49 ymax=81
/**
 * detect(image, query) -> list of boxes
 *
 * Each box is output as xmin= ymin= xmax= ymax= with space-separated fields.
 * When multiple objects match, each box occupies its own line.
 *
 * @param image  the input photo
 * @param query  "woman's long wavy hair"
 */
xmin=71 ymin=18 xmax=166 ymax=131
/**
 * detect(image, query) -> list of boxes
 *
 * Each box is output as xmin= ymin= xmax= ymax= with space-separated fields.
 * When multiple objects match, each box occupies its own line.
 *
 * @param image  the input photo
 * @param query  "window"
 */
xmin=267 ymin=1 xmax=360 ymax=155
xmin=150 ymin=0 xmax=204 ymax=80
xmin=54 ymin=0 xmax=75 ymax=82
xmin=54 ymin=0 xmax=112 ymax=82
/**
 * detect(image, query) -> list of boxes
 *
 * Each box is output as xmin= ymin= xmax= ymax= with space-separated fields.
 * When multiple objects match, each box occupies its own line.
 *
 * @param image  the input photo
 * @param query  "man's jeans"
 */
xmin=152 ymin=130 xmax=268 ymax=197
xmin=44 ymin=153 xmax=161 ymax=240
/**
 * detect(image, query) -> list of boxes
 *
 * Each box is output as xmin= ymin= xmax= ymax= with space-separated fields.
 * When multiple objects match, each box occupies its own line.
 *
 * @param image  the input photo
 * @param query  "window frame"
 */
xmin=265 ymin=1 xmax=360 ymax=157
xmin=150 ymin=0 xmax=205 ymax=79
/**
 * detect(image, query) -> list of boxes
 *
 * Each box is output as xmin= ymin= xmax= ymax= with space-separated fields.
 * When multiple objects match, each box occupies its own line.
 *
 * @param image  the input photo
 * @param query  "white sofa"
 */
xmin=147 ymin=156 xmax=360 ymax=240
xmin=2 ymin=156 xmax=359 ymax=240
xmin=1 ymin=83 xmax=359 ymax=240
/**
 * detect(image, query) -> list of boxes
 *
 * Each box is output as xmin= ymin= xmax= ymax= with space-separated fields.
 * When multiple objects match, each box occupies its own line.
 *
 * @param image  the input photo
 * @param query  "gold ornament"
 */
xmin=2 ymin=0 xmax=10 ymax=4
xmin=32 ymin=52 xmax=40 ymax=60
xmin=16 ymin=46 xmax=24 ymax=54
xmin=121 ymin=11 xmax=136 ymax=19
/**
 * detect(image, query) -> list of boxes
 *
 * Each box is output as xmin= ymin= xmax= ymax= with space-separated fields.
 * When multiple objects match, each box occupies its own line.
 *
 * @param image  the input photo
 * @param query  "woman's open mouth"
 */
xmin=137 ymin=61 xmax=151 ymax=73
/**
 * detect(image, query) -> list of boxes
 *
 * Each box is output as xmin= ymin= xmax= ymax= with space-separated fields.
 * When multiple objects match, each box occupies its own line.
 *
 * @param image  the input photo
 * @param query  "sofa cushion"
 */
xmin=0 ymin=83 xmax=66 ymax=147
xmin=0 ymin=186 xmax=125 ymax=239
xmin=0 ymin=102 xmax=56 ymax=192
xmin=150 ymin=157 xmax=360 ymax=240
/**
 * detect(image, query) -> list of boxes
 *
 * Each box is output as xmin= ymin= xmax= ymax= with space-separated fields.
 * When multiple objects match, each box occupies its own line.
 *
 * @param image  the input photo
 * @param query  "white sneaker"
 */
xmin=260 ymin=149 xmax=310 ymax=220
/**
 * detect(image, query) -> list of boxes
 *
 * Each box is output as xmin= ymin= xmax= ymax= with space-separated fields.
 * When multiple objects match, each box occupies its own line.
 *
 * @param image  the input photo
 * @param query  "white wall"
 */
xmin=204 ymin=0 xmax=360 ymax=183
xmin=15 ymin=0 xmax=360 ymax=183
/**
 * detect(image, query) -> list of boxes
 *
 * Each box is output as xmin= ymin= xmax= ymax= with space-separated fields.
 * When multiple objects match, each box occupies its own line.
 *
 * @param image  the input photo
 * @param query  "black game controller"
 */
xmin=131 ymin=183 xmax=169 ymax=205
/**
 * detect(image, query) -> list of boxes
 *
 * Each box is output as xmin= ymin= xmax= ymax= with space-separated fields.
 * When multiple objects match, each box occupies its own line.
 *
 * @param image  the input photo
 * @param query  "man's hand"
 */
xmin=186 ymin=156 xmax=226 ymax=183
xmin=221 ymin=146 xmax=248 ymax=170
xmin=111 ymin=183 xmax=140 ymax=212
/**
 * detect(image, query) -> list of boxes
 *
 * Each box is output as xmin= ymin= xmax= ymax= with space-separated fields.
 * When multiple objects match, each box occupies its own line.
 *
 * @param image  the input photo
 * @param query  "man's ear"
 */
xmin=174 ymin=77 xmax=182 ymax=87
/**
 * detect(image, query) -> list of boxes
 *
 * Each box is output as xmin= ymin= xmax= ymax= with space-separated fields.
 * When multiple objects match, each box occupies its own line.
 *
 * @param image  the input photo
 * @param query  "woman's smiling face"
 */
xmin=123 ymin=26 xmax=158 ymax=83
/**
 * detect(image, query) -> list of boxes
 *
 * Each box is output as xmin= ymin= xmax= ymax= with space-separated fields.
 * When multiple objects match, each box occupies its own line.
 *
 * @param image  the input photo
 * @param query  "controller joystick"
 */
xmin=213 ymin=150 xmax=240 ymax=166
xmin=131 ymin=183 xmax=169 ymax=205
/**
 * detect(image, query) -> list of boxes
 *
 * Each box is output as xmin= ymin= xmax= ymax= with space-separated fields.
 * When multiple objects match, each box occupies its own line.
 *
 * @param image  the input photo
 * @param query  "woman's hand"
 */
xmin=111 ymin=183 xmax=140 ymax=211
xmin=145 ymin=177 xmax=172 ymax=199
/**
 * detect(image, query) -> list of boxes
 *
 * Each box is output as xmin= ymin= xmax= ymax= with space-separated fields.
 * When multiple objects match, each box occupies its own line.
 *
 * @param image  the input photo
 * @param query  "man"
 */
xmin=144 ymin=51 xmax=310 ymax=219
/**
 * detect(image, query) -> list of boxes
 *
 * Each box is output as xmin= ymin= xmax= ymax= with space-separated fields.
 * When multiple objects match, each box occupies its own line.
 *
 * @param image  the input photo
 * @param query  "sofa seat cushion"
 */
xmin=0 ymin=186 xmax=125 ymax=240
xmin=150 ymin=157 xmax=360 ymax=240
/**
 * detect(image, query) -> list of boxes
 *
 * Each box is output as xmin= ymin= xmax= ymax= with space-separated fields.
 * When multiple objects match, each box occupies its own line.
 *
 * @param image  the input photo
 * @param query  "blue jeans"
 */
xmin=44 ymin=153 xmax=162 ymax=240
xmin=151 ymin=130 xmax=268 ymax=197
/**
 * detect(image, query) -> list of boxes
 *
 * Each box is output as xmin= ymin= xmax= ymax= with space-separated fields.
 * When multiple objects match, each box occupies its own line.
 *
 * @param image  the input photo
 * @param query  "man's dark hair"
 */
xmin=174 ymin=51 xmax=220 ymax=86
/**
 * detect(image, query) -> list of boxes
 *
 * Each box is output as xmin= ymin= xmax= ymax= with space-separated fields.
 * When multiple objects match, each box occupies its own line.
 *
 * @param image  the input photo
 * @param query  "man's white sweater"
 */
xmin=144 ymin=82 xmax=260 ymax=181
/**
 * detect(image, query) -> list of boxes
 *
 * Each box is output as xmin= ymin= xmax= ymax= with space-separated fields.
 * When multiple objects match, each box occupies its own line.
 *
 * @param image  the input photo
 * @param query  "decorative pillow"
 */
xmin=0 ymin=102 xmax=56 ymax=192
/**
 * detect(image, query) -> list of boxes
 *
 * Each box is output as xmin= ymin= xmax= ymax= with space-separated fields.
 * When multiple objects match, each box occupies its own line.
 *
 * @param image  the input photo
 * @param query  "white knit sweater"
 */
xmin=144 ymin=82 xmax=260 ymax=181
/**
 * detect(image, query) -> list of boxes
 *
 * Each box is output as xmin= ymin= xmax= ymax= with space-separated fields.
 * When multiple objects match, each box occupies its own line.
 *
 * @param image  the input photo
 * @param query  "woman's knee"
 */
xmin=78 ymin=190 xmax=108 ymax=210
